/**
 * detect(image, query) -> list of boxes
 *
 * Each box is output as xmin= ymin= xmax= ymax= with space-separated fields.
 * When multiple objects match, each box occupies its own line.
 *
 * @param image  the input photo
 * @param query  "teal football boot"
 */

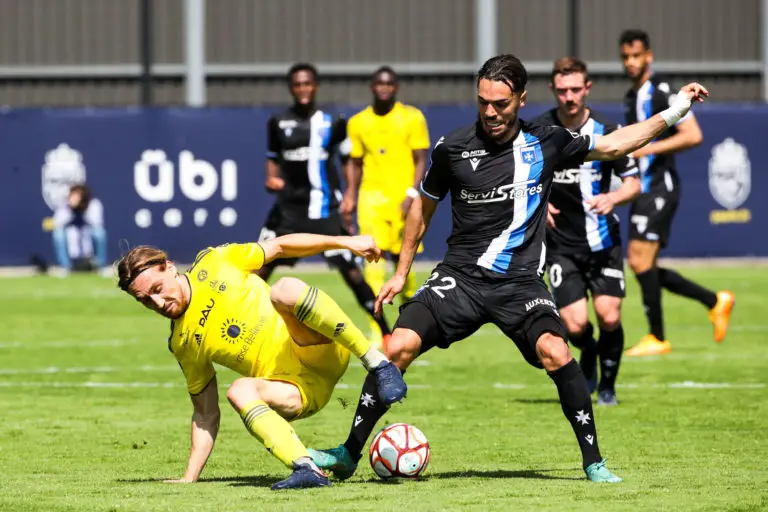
xmin=307 ymin=444 xmax=359 ymax=481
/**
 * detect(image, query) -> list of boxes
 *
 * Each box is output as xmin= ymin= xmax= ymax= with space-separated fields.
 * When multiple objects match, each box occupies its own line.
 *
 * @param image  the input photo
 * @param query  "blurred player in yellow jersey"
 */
xmin=114 ymin=233 xmax=406 ymax=490
xmin=342 ymin=66 xmax=431 ymax=342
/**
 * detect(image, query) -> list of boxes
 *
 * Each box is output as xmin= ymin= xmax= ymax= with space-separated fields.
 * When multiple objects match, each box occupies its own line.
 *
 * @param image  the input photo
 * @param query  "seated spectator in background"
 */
xmin=51 ymin=184 xmax=109 ymax=276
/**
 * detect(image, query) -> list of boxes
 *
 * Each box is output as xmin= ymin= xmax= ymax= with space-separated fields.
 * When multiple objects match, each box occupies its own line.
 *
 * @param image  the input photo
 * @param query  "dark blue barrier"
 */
xmin=0 ymin=104 xmax=764 ymax=266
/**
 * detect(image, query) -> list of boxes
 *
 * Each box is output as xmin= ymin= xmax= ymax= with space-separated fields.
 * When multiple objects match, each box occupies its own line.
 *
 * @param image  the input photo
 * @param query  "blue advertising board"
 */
xmin=0 ymin=104 xmax=763 ymax=266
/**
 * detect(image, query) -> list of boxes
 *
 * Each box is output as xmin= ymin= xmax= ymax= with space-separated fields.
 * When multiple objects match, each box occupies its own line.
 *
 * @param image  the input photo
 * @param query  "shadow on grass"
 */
xmin=424 ymin=468 xmax=581 ymax=481
xmin=118 ymin=468 xmax=580 ymax=488
xmin=511 ymin=398 xmax=563 ymax=405
xmin=118 ymin=475 xmax=281 ymax=488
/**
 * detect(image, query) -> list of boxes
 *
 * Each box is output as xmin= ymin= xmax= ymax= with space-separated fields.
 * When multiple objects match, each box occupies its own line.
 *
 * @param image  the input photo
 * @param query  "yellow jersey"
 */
xmin=168 ymin=243 xmax=284 ymax=394
xmin=347 ymin=102 xmax=430 ymax=199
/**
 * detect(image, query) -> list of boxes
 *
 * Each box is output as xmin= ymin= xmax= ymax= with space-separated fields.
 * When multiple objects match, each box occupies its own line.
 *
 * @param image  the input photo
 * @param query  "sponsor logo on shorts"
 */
xmin=601 ymin=268 xmax=624 ymax=280
xmin=524 ymin=297 xmax=557 ymax=312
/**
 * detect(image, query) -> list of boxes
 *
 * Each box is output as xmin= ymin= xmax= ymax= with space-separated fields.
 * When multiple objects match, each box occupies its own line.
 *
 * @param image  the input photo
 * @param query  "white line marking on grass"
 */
xmin=0 ymin=364 xmax=174 ymax=375
xmin=492 ymin=383 xmax=527 ymax=389
xmin=0 ymin=381 xmax=178 ymax=388
xmin=0 ymin=339 xmax=138 ymax=349
xmin=666 ymin=381 xmax=765 ymax=389
xmin=0 ymin=289 xmax=123 ymax=299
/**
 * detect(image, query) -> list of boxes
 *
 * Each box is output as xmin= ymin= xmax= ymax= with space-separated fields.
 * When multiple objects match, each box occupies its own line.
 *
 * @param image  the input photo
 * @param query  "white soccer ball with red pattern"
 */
xmin=369 ymin=423 xmax=430 ymax=479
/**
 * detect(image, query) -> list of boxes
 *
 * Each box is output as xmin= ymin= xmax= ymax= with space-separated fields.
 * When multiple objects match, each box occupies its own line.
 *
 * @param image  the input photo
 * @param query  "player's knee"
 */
xmin=596 ymin=308 xmax=621 ymax=331
xmin=226 ymin=377 xmax=261 ymax=408
xmin=269 ymin=277 xmax=307 ymax=312
xmin=385 ymin=329 xmax=422 ymax=370
xmin=562 ymin=313 xmax=588 ymax=337
xmin=628 ymin=245 xmax=652 ymax=274
xmin=536 ymin=332 xmax=572 ymax=371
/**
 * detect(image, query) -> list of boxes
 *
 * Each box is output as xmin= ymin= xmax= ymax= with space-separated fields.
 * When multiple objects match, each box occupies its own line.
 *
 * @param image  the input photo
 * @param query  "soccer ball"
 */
xmin=369 ymin=423 xmax=430 ymax=479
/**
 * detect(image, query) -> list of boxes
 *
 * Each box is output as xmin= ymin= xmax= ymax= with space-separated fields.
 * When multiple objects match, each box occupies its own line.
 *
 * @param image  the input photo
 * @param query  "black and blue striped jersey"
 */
xmin=266 ymin=108 xmax=350 ymax=219
xmin=421 ymin=120 xmax=593 ymax=278
xmin=533 ymin=108 xmax=638 ymax=254
xmin=624 ymin=75 xmax=689 ymax=194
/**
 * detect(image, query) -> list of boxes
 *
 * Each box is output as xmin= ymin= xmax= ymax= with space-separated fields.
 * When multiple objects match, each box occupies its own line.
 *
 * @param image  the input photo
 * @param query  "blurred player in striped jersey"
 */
xmin=534 ymin=57 xmax=640 ymax=406
xmin=619 ymin=30 xmax=735 ymax=356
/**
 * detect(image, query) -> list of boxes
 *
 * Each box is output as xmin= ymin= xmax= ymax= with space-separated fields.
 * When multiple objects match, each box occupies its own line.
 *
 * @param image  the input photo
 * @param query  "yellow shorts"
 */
xmin=257 ymin=321 xmax=350 ymax=420
xmin=357 ymin=192 xmax=423 ymax=255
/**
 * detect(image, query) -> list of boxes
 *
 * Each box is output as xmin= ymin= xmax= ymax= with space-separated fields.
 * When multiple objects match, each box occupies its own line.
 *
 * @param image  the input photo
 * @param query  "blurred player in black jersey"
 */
xmin=309 ymin=53 xmax=709 ymax=484
xmin=260 ymin=63 xmax=392 ymax=341
xmin=618 ymin=30 xmax=735 ymax=357
xmin=533 ymin=57 xmax=640 ymax=406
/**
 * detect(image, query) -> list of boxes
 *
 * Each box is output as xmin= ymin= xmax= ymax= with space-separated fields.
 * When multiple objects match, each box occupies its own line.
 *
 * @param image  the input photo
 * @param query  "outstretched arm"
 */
xmin=632 ymin=115 xmax=703 ymax=158
xmin=586 ymin=83 xmax=708 ymax=162
xmin=165 ymin=378 xmax=220 ymax=483
xmin=260 ymin=234 xmax=381 ymax=265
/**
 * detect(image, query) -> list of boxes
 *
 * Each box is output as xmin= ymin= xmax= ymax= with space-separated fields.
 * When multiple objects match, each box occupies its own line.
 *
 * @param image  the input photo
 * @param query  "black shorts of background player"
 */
xmin=309 ymin=55 xmax=707 ymax=484
xmin=533 ymin=57 xmax=641 ymax=406
xmin=259 ymin=62 xmax=391 ymax=340
xmin=619 ymin=30 xmax=735 ymax=357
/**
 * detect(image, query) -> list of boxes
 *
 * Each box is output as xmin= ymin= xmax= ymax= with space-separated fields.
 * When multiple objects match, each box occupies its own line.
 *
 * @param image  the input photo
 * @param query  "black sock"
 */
xmin=569 ymin=323 xmax=597 ymax=382
xmin=339 ymin=266 xmax=392 ymax=336
xmin=548 ymin=359 xmax=603 ymax=469
xmin=343 ymin=372 xmax=391 ymax=461
xmin=597 ymin=325 xmax=624 ymax=392
xmin=635 ymin=268 xmax=665 ymax=340
xmin=658 ymin=267 xmax=718 ymax=309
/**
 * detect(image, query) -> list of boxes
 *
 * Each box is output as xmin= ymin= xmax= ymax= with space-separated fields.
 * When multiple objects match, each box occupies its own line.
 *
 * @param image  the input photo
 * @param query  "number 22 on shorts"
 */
xmin=416 ymin=271 xmax=457 ymax=298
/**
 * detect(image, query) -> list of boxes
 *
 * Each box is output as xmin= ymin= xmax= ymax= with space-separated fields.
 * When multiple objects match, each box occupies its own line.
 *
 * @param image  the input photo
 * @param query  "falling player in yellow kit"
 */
xmin=115 ymin=233 xmax=407 ymax=490
xmin=342 ymin=66 xmax=431 ymax=342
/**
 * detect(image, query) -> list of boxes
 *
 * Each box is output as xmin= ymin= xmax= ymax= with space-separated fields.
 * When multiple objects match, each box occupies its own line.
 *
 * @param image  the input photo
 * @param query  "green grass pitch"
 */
xmin=0 ymin=266 xmax=766 ymax=511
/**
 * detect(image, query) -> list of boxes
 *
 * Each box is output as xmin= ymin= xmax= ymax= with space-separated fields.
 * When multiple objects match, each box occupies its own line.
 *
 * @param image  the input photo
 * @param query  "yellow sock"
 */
xmin=403 ymin=270 xmax=418 ymax=302
xmin=294 ymin=286 xmax=384 ymax=368
xmin=365 ymin=259 xmax=388 ymax=339
xmin=365 ymin=258 xmax=387 ymax=295
xmin=239 ymin=399 xmax=309 ymax=468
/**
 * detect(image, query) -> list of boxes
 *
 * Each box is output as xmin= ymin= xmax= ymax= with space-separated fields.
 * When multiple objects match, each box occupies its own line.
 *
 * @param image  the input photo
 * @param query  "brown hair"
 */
xmin=550 ymin=56 xmax=589 ymax=84
xmin=115 ymin=246 xmax=168 ymax=292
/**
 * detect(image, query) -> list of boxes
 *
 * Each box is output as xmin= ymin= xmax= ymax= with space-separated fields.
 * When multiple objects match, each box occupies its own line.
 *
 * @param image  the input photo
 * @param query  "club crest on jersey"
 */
xmin=521 ymin=148 xmax=537 ymax=165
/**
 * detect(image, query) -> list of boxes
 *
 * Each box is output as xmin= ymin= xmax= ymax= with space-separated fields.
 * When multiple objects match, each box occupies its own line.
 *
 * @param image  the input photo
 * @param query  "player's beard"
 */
xmin=626 ymin=62 xmax=648 ymax=82
xmin=479 ymin=114 xmax=517 ymax=142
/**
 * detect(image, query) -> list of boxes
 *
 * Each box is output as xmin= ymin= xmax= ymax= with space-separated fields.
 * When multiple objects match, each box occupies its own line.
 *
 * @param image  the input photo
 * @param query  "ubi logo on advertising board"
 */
xmin=133 ymin=150 xmax=239 ymax=229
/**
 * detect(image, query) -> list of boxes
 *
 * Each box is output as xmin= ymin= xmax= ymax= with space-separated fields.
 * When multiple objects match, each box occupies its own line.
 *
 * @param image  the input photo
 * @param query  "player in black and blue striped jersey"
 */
xmin=619 ymin=30 xmax=735 ymax=357
xmin=259 ymin=63 xmax=391 ymax=340
xmin=533 ymin=57 xmax=641 ymax=406
xmin=309 ymin=53 xmax=709 ymax=484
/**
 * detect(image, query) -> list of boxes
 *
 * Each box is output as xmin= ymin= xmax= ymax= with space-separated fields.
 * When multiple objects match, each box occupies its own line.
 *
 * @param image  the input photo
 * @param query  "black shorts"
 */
xmin=258 ymin=205 xmax=358 ymax=268
xmin=628 ymin=181 xmax=680 ymax=248
xmin=547 ymin=245 xmax=626 ymax=309
xmin=394 ymin=264 xmax=568 ymax=368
